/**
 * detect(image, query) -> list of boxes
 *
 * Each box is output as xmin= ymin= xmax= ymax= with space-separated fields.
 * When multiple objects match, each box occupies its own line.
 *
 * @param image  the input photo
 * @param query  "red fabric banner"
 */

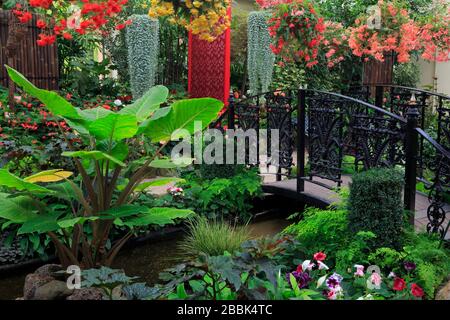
xmin=187 ymin=8 xmax=231 ymax=106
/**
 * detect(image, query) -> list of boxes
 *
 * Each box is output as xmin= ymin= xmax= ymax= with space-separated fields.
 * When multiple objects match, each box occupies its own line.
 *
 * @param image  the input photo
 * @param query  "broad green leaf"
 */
xmin=144 ymin=98 xmax=223 ymax=142
xmin=123 ymin=207 xmax=193 ymax=227
xmin=65 ymin=118 xmax=89 ymax=136
xmin=79 ymin=107 xmax=113 ymax=121
xmin=18 ymin=213 xmax=62 ymax=235
xmin=134 ymin=177 xmax=184 ymax=192
xmin=150 ymin=106 xmax=171 ymax=120
xmin=137 ymin=107 xmax=171 ymax=135
xmin=57 ymin=217 xmax=99 ymax=229
xmin=24 ymin=169 xmax=73 ymax=183
xmin=96 ymin=141 xmax=129 ymax=163
xmin=149 ymin=157 xmax=193 ymax=169
xmin=0 ymin=169 xmax=53 ymax=193
xmin=46 ymin=182 xmax=78 ymax=201
xmin=98 ymin=205 xmax=148 ymax=219
xmin=89 ymin=113 xmax=138 ymax=141
xmin=62 ymin=151 xmax=126 ymax=167
xmin=0 ymin=193 xmax=38 ymax=223
xmin=119 ymin=85 xmax=168 ymax=122
xmin=5 ymin=66 xmax=81 ymax=120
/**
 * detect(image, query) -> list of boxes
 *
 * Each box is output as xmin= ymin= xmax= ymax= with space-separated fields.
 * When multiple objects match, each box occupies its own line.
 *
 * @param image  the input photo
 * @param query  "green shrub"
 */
xmin=180 ymin=167 xmax=262 ymax=221
xmin=180 ymin=216 xmax=251 ymax=257
xmin=368 ymin=247 xmax=406 ymax=271
xmin=126 ymin=15 xmax=159 ymax=99
xmin=196 ymin=137 xmax=247 ymax=180
xmin=393 ymin=59 xmax=420 ymax=87
xmin=334 ymin=231 xmax=376 ymax=271
xmin=348 ymin=168 xmax=405 ymax=249
xmin=402 ymin=232 xmax=450 ymax=298
xmin=283 ymin=207 xmax=349 ymax=261
xmin=197 ymin=163 xmax=245 ymax=180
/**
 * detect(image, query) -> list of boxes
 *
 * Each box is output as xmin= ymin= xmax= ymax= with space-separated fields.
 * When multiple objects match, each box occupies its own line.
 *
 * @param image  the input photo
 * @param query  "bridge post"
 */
xmin=375 ymin=85 xmax=384 ymax=108
xmin=297 ymin=89 xmax=306 ymax=193
xmin=404 ymin=104 xmax=420 ymax=225
xmin=227 ymin=95 xmax=235 ymax=130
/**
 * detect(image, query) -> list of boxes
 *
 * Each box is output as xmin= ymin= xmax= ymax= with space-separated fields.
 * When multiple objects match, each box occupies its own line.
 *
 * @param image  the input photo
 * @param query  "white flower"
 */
xmin=357 ymin=294 xmax=374 ymax=300
xmin=388 ymin=271 xmax=396 ymax=278
xmin=317 ymin=275 xmax=327 ymax=288
xmin=114 ymin=99 xmax=123 ymax=106
xmin=301 ymin=260 xmax=315 ymax=271
xmin=318 ymin=261 xmax=329 ymax=270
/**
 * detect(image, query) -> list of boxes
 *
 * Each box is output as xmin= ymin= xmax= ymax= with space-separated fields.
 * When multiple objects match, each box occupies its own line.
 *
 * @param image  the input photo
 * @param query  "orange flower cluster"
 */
xmin=348 ymin=0 xmax=449 ymax=63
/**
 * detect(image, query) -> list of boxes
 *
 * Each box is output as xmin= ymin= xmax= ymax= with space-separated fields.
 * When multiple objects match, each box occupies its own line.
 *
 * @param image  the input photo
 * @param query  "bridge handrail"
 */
xmin=416 ymin=128 xmax=450 ymax=160
xmin=305 ymin=89 xmax=407 ymax=124
xmin=228 ymin=88 xmax=407 ymax=124
xmin=347 ymin=84 xmax=450 ymax=101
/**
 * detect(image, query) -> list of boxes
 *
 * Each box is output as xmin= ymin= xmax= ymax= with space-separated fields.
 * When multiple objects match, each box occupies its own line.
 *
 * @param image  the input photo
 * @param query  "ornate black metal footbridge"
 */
xmin=214 ymin=85 xmax=450 ymax=240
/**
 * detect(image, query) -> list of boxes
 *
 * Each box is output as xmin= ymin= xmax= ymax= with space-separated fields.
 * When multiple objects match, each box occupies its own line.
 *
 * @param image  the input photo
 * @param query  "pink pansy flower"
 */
xmin=370 ymin=272 xmax=382 ymax=287
xmin=354 ymin=264 xmax=365 ymax=277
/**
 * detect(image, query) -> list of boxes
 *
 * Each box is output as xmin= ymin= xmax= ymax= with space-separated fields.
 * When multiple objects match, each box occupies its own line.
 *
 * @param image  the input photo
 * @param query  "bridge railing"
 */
xmin=217 ymin=88 xmax=448 ymax=239
xmin=345 ymin=85 xmax=450 ymax=182
xmin=415 ymin=128 xmax=450 ymax=238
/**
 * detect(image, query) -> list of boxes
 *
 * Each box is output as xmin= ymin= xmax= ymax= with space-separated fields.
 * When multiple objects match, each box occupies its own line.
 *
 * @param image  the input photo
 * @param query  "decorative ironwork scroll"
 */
xmin=307 ymin=93 xmax=343 ymax=184
xmin=265 ymin=92 xmax=294 ymax=170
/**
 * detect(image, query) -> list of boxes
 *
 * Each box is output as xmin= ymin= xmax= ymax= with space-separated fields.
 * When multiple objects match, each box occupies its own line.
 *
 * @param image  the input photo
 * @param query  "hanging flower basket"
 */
xmin=148 ymin=0 xmax=231 ymax=42
xmin=257 ymin=0 xmax=349 ymax=69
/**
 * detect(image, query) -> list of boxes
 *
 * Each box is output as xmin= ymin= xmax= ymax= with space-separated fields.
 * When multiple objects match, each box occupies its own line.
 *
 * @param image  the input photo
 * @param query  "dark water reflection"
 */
xmin=0 ymin=218 xmax=289 ymax=300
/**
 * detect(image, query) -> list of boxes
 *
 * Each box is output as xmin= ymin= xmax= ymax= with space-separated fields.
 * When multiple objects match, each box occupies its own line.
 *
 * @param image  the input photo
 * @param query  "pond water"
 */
xmin=0 ymin=218 xmax=290 ymax=300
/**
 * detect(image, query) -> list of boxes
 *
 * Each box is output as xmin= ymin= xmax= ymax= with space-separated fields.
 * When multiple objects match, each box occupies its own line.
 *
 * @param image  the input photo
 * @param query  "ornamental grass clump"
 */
xmin=180 ymin=216 xmax=251 ymax=257
xmin=348 ymin=168 xmax=404 ymax=249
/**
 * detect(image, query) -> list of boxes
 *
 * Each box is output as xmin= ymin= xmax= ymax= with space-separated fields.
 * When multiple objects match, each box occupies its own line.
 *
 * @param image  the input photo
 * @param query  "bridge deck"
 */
xmin=262 ymin=176 xmax=450 ymax=239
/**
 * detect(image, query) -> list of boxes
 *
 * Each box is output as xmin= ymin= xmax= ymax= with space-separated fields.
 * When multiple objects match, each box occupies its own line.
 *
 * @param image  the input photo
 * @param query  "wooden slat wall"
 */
xmin=362 ymin=51 xmax=394 ymax=86
xmin=0 ymin=10 xmax=59 ymax=91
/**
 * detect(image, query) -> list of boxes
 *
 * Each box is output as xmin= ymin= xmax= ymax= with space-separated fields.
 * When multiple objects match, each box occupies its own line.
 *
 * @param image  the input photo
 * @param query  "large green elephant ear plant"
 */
xmin=0 ymin=66 xmax=223 ymax=268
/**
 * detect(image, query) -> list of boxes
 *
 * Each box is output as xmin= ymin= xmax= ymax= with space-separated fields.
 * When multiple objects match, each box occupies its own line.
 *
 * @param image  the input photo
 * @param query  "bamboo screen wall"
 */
xmin=0 ymin=10 xmax=59 ymax=91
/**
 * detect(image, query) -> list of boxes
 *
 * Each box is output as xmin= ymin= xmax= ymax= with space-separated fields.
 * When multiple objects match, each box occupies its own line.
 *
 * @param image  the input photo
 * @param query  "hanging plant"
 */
xmin=263 ymin=0 xmax=326 ymax=68
xmin=259 ymin=0 xmax=347 ymax=69
xmin=126 ymin=14 xmax=159 ymax=99
xmin=11 ymin=0 xmax=131 ymax=46
xmin=148 ymin=0 xmax=231 ymax=42
xmin=247 ymin=11 xmax=275 ymax=95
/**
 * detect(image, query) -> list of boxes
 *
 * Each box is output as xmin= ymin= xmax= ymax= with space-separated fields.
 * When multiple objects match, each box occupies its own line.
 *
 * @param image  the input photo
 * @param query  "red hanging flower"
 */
xmin=36 ymin=19 xmax=47 ymax=29
xmin=18 ymin=11 xmax=33 ymax=23
xmin=37 ymin=33 xmax=56 ymax=46
xmin=16 ymin=0 xmax=130 ymax=45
